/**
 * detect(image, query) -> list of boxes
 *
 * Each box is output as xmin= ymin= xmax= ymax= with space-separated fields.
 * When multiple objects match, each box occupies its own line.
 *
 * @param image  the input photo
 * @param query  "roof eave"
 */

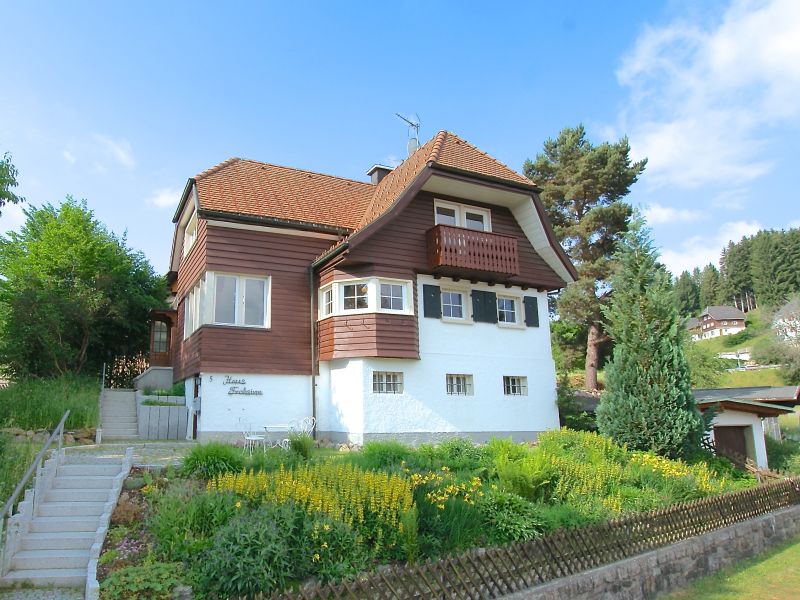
xmin=198 ymin=209 xmax=352 ymax=236
xmin=427 ymin=163 xmax=541 ymax=193
xmin=172 ymin=178 xmax=196 ymax=224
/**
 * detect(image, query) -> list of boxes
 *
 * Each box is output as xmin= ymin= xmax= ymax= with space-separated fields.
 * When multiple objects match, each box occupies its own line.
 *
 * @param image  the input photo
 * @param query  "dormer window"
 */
xmin=434 ymin=199 xmax=491 ymax=232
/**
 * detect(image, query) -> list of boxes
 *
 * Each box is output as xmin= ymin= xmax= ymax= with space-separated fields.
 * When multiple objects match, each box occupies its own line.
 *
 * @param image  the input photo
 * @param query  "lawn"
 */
xmin=717 ymin=367 xmax=786 ymax=387
xmin=0 ymin=375 xmax=99 ymax=430
xmin=96 ymin=431 xmax=756 ymax=599
xmin=666 ymin=535 xmax=800 ymax=599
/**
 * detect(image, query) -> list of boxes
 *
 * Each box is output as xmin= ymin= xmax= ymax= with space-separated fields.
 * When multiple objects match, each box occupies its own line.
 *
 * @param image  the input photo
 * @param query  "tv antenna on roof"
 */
xmin=396 ymin=112 xmax=421 ymax=156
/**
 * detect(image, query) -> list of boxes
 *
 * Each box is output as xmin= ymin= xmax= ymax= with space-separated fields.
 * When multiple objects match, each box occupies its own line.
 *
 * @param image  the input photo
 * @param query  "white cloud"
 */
xmin=145 ymin=187 xmax=181 ymax=209
xmin=62 ymin=149 xmax=76 ymax=164
xmin=711 ymin=188 xmax=748 ymax=210
xmin=92 ymin=134 xmax=135 ymax=169
xmin=660 ymin=220 xmax=762 ymax=275
xmin=616 ymin=0 xmax=800 ymax=189
xmin=0 ymin=202 xmax=27 ymax=234
xmin=642 ymin=202 xmax=703 ymax=225
xmin=789 ymin=219 xmax=800 ymax=229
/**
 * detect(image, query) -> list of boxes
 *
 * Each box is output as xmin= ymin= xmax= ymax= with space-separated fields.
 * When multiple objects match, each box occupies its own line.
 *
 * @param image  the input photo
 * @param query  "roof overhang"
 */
xmin=698 ymin=399 xmax=795 ymax=418
xmin=198 ymin=209 xmax=351 ymax=236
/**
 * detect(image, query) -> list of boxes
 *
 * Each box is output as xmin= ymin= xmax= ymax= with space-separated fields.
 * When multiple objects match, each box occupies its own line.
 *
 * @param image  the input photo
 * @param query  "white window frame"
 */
xmin=379 ymin=281 xmax=406 ymax=312
xmin=434 ymin=199 xmax=492 ymax=232
xmin=503 ymin=375 xmax=528 ymax=396
xmin=441 ymin=290 xmax=467 ymax=322
xmin=317 ymin=278 xmax=414 ymax=319
xmin=210 ymin=273 xmax=270 ymax=329
xmin=183 ymin=275 xmax=206 ymax=340
xmin=319 ymin=285 xmax=335 ymax=319
xmin=182 ymin=211 xmax=198 ymax=258
xmin=372 ymin=371 xmax=404 ymax=394
xmin=446 ymin=374 xmax=474 ymax=396
xmin=496 ymin=295 xmax=523 ymax=328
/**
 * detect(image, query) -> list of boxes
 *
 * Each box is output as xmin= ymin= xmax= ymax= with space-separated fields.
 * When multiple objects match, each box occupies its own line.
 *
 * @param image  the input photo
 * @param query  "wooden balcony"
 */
xmin=426 ymin=224 xmax=519 ymax=277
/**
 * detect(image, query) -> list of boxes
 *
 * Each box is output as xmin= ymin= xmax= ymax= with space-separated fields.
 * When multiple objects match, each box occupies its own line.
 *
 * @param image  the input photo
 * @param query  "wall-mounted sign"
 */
xmin=222 ymin=375 xmax=263 ymax=396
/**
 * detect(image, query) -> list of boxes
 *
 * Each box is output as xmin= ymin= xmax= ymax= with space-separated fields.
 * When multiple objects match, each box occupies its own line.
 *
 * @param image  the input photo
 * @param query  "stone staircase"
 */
xmin=1 ymin=452 xmax=130 ymax=589
xmin=101 ymin=390 xmax=138 ymax=440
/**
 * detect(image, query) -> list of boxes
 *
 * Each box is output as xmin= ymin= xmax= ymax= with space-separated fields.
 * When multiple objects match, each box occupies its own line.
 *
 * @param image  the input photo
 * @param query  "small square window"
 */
xmin=442 ymin=291 xmax=464 ymax=319
xmin=497 ymin=297 xmax=517 ymax=324
xmin=343 ymin=282 xmax=369 ymax=311
xmin=373 ymin=371 xmax=403 ymax=394
xmin=320 ymin=287 xmax=334 ymax=317
xmin=380 ymin=283 xmax=404 ymax=311
xmin=446 ymin=374 xmax=473 ymax=395
xmin=503 ymin=376 xmax=527 ymax=396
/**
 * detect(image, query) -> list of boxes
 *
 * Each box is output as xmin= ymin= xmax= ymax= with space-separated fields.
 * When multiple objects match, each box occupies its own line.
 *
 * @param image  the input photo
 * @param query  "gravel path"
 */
xmin=64 ymin=441 xmax=196 ymax=466
xmin=0 ymin=589 xmax=83 ymax=600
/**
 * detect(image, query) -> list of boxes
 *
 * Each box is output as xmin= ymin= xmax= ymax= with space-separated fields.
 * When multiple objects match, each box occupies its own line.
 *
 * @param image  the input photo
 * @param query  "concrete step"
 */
xmin=29 ymin=516 xmax=100 ymax=533
xmin=103 ymin=417 xmax=137 ymax=425
xmin=0 ymin=567 xmax=85 ymax=587
xmin=45 ymin=488 xmax=110 ymax=503
xmin=21 ymin=531 xmax=95 ymax=551
xmin=12 ymin=549 xmax=90 ymax=571
xmin=58 ymin=463 xmax=123 ymax=477
xmin=52 ymin=475 xmax=115 ymax=489
xmin=38 ymin=502 xmax=106 ymax=518
xmin=103 ymin=431 xmax=139 ymax=438
xmin=103 ymin=408 xmax=137 ymax=415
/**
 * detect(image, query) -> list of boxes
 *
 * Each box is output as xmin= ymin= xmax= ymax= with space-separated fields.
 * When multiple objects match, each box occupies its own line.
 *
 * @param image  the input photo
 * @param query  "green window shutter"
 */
xmin=524 ymin=296 xmax=540 ymax=327
xmin=423 ymin=284 xmax=442 ymax=318
xmin=471 ymin=290 xmax=497 ymax=323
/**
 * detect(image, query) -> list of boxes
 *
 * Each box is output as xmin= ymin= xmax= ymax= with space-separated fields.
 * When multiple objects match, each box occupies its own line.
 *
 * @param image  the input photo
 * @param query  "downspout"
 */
xmin=309 ymin=265 xmax=317 ymax=440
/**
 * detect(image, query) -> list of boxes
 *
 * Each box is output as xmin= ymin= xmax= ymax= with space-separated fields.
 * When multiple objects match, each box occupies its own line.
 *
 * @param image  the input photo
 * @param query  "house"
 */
xmin=143 ymin=131 xmax=577 ymax=444
xmin=692 ymin=306 xmax=746 ymax=341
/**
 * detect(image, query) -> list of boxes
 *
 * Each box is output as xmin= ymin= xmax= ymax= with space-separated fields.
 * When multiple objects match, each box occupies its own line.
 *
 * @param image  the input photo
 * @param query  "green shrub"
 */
xmin=149 ymin=485 xmax=240 ymax=562
xmin=0 ymin=375 xmax=98 ymax=430
xmin=247 ymin=447 xmax=302 ymax=473
xmin=536 ymin=502 xmax=598 ymax=531
xmin=723 ymin=329 xmax=752 ymax=347
xmin=289 ymin=432 xmax=314 ymax=460
xmin=358 ymin=440 xmax=413 ymax=469
xmin=435 ymin=437 xmax=487 ymax=471
xmin=100 ymin=562 xmax=183 ymax=600
xmin=414 ymin=486 xmax=484 ymax=558
xmin=484 ymin=437 xmax=531 ymax=462
xmin=305 ymin=512 xmax=369 ymax=583
xmin=494 ymin=453 xmax=557 ymax=502
xmin=479 ymin=489 xmax=545 ymax=544
xmin=180 ymin=442 xmax=245 ymax=479
xmin=765 ymin=436 xmax=800 ymax=472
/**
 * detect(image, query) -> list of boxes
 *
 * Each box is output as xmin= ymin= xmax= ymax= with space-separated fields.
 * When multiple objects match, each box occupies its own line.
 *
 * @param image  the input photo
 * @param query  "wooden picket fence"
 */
xmin=248 ymin=477 xmax=800 ymax=600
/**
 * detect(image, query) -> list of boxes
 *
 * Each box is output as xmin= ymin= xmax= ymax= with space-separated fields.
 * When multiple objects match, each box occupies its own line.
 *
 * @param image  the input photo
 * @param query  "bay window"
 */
xmin=183 ymin=271 xmax=270 ymax=338
xmin=319 ymin=278 xmax=413 ymax=318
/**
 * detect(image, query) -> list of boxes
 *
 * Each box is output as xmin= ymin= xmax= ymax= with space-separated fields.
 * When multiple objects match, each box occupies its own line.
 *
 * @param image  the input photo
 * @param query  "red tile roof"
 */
xmin=190 ymin=131 xmax=534 ymax=234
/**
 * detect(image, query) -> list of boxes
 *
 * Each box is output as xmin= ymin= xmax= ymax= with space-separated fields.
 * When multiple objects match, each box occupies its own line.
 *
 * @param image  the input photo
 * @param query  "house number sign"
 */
xmin=219 ymin=375 xmax=263 ymax=396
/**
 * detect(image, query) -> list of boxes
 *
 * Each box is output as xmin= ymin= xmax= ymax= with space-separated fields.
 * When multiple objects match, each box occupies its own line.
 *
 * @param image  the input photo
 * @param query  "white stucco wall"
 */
xmin=195 ymin=372 xmax=313 ymax=440
xmin=710 ymin=410 xmax=769 ymax=469
xmin=320 ymin=276 xmax=560 ymax=443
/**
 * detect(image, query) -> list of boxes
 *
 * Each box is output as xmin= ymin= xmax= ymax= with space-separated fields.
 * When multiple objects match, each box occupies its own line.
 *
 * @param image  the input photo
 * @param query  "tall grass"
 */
xmin=0 ymin=436 xmax=40 ymax=507
xmin=0 ymin=375 xmax=99 ymax=430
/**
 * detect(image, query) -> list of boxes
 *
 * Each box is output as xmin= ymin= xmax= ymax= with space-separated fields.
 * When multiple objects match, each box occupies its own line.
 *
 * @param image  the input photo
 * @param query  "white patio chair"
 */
xmin=298 ymin=416 xmax=316 ymax=436
xmin=239 ymin=419 xmax=265 ymax=455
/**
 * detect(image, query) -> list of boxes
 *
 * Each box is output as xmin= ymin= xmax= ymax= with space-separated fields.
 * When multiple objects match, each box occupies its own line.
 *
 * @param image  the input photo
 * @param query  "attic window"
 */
xmin=434 ymin=199 xmax=491 ymax=232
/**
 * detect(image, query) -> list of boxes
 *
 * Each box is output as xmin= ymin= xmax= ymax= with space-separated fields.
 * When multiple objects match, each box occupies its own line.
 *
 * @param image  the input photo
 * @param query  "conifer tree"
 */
xmin=698 ymin=264 xmax=722 ymax=309
xmin=596 ymin=219 xmax=705 ymax=459
xmin=673 ymin=270 xmax=700 ymax=316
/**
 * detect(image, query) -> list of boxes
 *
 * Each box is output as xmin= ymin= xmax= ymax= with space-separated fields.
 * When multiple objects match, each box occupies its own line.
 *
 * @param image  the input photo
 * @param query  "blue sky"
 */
xmin=1 ymin=0 xmax=798 ymax=276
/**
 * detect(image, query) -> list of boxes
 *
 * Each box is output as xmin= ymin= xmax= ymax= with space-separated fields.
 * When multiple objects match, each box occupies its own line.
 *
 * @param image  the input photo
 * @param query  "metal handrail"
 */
xmin=1 ymin=409 xmax=70 ymax=569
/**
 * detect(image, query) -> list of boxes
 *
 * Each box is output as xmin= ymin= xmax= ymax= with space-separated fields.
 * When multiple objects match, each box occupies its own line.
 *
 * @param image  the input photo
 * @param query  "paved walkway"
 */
xmin=64 ymin=441 xmax=195 ymax=467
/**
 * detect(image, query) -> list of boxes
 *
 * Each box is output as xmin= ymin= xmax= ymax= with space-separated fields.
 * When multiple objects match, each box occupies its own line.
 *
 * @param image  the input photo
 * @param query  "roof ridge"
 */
xmin=427 ymin=130 xmax=448 ymax=163
xmin=194 ymin=157 xmax=240 ymax=181
xmin=238 ymin=158 xmax=375 ymax=188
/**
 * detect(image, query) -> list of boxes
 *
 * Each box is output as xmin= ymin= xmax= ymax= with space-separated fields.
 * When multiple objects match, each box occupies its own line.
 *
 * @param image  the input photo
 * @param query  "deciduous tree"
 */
xmin=524 ymin=125 xmax=646 ymax=391
xmin=0 ymin=152 xmax=24 ymax=215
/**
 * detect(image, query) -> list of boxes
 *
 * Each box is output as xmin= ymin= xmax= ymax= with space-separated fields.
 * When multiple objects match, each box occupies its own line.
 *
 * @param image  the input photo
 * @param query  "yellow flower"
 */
xmin=321 ymin=542 xmax=328 ymax=549
xmin=235 ymin=501 xmax=241 ymax=509
xmin=313 ymin=553 xmax=320 ymax=562
xmin=323 ymin=523 xmax=330 ymax=531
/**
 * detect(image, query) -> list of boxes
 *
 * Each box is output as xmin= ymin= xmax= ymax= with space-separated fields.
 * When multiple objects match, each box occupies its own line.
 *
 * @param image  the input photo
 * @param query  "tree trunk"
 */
xmin=585 ymin=322 xmax=601 ymax=391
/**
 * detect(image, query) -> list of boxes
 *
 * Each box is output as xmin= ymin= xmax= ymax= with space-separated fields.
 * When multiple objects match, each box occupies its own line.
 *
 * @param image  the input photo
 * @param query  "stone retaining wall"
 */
xmin=503 ymin=504 xmax=800 ymax=600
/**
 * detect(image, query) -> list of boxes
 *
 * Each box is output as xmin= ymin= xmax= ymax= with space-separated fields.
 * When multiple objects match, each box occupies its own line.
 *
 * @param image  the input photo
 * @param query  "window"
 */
xmin=343 ymin=282 xmax=369 ymax=311
xmin=434 ymin=200 xmax=491 ymax=232
xmin=503 ymin=376 xmax=528 ymax=396
xmin=320 ymin=286 xmax=334 ymax=317
xmin=373 ymin=371 xmax=403 ymax=394
xmin=214 ymin=275 xmax=237 ymax=324
xmin=152 ymin=321 xmax=169 ymax=353
xmin=442 ymin=291 xmax=464 ymax=319
xmin=446 ymin=374 xmax=473 ymax=395
xmin=497 ymin=297 xmax=517 ymax=324
xmin=183 ymin=277 xmax=204 ymax=339
xmin=182 ymin=212 xmax=198 ymax=258
xmin=380 ymin=283 xmax=404 ymax=311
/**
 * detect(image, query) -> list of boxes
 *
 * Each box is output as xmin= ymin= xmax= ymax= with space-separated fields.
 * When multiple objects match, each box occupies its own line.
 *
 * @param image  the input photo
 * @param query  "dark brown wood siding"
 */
xmin=345 ymin=191 xmax=565 ymax=289
xmin=318 ymin=313 xmax=419 ymax=360
xmin=173 ymin=223 xmax=335 ymax=379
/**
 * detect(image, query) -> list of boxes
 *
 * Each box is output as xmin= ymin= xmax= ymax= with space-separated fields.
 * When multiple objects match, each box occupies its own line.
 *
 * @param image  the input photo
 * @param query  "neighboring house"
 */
xmin=692 ymin=306 xmax=746 ymax=340
xmin=143 ymin=131 xmax=577 ymax=443
xmin=773 ymin=297 xmax=800 ymax=345
xmin=694 ymin=386 xmax=799 ymax=469
xmin=686 ymin=317 xmax=701 ymax=341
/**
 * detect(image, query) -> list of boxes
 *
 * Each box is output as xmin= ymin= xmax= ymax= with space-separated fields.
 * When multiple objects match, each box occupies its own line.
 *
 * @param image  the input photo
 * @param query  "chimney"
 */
xmin=367 ymin=164 xmax=393 ymax=185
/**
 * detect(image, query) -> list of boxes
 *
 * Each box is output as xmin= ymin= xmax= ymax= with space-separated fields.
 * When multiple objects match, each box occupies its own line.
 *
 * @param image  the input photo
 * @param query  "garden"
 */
xmin=97 ymin=429 xmax=755 ymax=599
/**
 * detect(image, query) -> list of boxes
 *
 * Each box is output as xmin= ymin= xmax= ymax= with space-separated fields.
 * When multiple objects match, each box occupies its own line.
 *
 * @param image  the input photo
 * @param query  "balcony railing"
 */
xmin=426 ymin=224 xmax=519 ymax=277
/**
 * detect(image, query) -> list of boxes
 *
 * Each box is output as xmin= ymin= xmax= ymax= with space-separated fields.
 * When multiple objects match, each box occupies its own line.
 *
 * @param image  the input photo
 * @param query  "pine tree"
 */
xmin=596 ymin=219 xmax=705 ymax=459
xmin=698 ymin=264 xmax=721 ymax=309
xmin=673 ymin=270 xmax=700 ymax=316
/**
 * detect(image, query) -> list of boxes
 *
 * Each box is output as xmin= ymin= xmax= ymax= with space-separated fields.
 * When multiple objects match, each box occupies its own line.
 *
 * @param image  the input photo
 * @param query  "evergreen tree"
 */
xmin=698 ymin=264 xmax=722 ymax=309
xmin=524 ymin=124 xmax=647 ymax=391
xmin=596 ymin=219 xmax=704 ymax=459
xmin=673 ymin=270 xmax=700 ymax=316
xmin=719 ymin=238 xmax=752 ymax=309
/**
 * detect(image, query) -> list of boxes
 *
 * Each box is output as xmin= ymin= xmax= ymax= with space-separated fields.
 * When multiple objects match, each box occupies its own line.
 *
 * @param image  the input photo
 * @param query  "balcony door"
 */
xmin=434 ymin=200 xmax=491 ymax=232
